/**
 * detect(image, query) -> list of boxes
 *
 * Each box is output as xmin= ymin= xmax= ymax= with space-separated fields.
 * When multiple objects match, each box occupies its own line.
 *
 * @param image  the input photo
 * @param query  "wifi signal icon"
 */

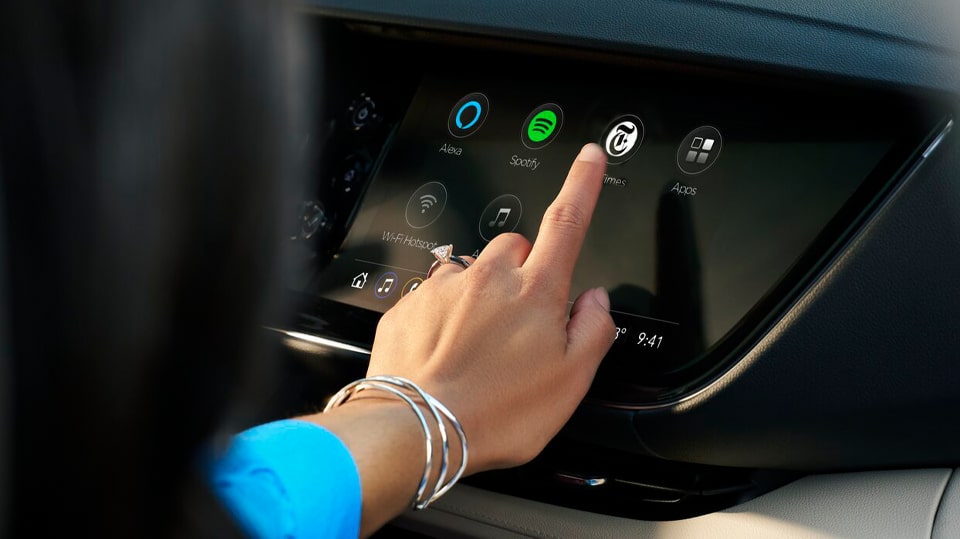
xmin=419 ymin=194 xmax=438 ymax=214
xmin=522 ymin=103 xmax=563 ymax=150
xmin=406 ymin=182 xmax=447 ymax=229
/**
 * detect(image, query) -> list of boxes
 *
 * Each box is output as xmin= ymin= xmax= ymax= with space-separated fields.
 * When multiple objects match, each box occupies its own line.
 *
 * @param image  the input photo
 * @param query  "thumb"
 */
xmin=566 ymin=287 xmax=616 ymax=367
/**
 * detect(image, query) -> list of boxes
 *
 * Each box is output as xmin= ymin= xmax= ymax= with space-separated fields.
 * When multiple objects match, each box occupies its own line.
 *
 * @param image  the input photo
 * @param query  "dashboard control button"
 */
xmin=601 ymin=115 xmax=645 ymax=164
xmin=373 ymin=272 xmax=399 ymax=299
xmin=448 ymin=92 xmax=490 ymax=138
xmin=334 ymin=154 xmax=371 ymax=193
xmin=479 ymin=194 xmax=522 ymax=241
xmin=677 ymin=126 xmax=723 ymax=175
xmin=298 ymin=201 xmax=328 ymax=240
xmin=347 ymin=93 xmax=379 ymax=130
xmin=521 ymin=103 xmax=563 ymax=150
xmin=405 ymin=181 xmax=448 ymax=229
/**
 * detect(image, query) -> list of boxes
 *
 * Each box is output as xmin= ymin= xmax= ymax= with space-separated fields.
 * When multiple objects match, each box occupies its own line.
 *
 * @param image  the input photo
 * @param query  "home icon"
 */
xmin=351 ymin=272 xmax=369 ymax=289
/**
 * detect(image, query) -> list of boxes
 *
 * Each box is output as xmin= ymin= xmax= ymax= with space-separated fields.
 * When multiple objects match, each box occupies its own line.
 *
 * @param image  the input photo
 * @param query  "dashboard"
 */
xmin=277 ymin=1 xmax=960 ymax=535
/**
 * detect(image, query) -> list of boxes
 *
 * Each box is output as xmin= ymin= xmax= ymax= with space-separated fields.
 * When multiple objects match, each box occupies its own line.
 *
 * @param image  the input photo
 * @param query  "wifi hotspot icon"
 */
xmin=521 ymin=103 xmax=564 ymax=150
xmin=405 ymin=181 xmax=448 ymax=229
xmin=419 ymin=194 xmax=437 ymax=214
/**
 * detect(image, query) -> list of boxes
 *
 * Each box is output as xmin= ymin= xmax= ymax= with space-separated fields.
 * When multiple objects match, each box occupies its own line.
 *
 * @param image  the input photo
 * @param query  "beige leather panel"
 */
xmin=397 ymin=469 xmax=952 ymax=539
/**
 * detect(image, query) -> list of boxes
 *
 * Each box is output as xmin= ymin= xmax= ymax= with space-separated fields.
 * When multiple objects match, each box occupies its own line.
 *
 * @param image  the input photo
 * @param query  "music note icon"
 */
xmin=479 ymin=195 xmax=522 ymax=242
xmin=374 ymin=272 xmax=399 ymax=299
xmin=488 ymin=207 xmax=511 ymax=228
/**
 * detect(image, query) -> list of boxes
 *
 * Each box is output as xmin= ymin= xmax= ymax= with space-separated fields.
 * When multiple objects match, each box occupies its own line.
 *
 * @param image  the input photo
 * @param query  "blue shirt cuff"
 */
xmin=208 ymin=419 xmax=362 ymax=539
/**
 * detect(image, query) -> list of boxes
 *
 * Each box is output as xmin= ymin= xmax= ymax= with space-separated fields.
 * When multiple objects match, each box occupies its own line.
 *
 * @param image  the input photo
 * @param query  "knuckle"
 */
xmin=490 ymin=232 xmax=531 ymax=251
xmin=464 ymin=261 xmax=496 ymax=286
xmin=543 ymin=201 xmax=587 ymax=233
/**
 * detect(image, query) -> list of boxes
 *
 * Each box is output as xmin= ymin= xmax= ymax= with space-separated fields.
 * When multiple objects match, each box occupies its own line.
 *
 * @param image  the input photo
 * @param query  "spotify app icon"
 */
xmin=521 ymin=103 xmax=563 ymax=150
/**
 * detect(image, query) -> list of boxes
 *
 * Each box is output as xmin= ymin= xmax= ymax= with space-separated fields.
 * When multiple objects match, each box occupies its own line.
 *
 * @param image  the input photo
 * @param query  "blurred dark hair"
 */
xmin=0 ymin=0 xmax=304 ymax=536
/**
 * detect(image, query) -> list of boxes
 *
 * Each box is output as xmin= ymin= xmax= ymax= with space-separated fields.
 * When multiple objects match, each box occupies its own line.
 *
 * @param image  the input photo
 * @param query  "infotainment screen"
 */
xmin=305 ymin=55 xmax=947 ymax=403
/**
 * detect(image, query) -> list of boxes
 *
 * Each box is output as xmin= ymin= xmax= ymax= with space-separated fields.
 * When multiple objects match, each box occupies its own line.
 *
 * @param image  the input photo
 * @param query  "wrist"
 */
xmin=331 ymin=392 xmax=466 ymax=497
xmin=321 ymin=377 xmax=468 ymax=507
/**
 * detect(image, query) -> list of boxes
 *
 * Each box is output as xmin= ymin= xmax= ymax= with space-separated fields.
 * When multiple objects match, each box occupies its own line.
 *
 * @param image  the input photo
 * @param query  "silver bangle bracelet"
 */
xmin=324 ymin=379 xmax=435 ymax=506
xmin=367 ymin=376 xmax=469 ymax=508
xmin=420 ymin=392 xmax=468 ymax=503
xmin=365 ymin=376 xmax=450 ymax=508
xmin=323 ymin=376 xmax=469 ymax=510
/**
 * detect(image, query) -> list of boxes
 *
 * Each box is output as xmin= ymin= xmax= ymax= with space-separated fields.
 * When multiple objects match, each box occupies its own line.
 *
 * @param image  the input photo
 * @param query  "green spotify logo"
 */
xmin=521 ymin=103 xmax=563 ymax=150
xmin=527 ymin=110 xmax=557 ymax=142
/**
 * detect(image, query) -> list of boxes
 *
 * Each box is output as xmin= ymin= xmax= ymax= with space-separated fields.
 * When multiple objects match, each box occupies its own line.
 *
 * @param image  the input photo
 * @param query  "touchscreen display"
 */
xmin=311 ymin=70 xmax=900 ymax=376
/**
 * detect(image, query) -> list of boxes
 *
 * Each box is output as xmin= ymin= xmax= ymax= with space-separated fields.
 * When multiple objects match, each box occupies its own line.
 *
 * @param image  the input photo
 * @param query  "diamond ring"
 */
xmin=426 ymin=244 xmax=472 ymax=278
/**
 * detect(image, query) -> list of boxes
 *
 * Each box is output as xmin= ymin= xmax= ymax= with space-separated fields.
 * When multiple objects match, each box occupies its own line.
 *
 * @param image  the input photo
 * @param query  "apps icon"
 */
xmin=601 ymin=114 xmax=645 ymax=165
xmin=677 ymin=126 xmax=723 ymax=175
xmin=405 ymin=181 xmax=448 ymax=229
xmin=521 ymin=103 xmax=563 ymax=150
xmin=447 ymin=92 xmax=490 ymax=138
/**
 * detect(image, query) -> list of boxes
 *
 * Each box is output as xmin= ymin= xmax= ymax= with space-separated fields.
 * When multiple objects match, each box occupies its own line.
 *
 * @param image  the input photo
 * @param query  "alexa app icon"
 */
xmin=447 ymin=92 xmax=490 ymax=138
xmin=521 ymin=103 xmax=564 ymax=150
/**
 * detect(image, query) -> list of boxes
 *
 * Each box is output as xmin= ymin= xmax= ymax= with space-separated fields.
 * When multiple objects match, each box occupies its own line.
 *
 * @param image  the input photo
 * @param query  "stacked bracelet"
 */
xmin=323 ymin=376 xmax=469 ymax=510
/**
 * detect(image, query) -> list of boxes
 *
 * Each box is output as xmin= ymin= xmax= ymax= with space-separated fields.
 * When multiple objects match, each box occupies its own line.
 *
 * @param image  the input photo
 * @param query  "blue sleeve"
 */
xmin=207 ymin=419 xmax=362 ymax=539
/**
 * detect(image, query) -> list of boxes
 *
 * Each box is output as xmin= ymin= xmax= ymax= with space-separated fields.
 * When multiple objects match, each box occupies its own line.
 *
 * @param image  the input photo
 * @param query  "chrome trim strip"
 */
xmin=555 ymin=472 xmax=607 ymax=487
xmin=923 ymin=121 xmax=952 ymax=159
xmin=268 ymin=328 xmax=372 ymax=356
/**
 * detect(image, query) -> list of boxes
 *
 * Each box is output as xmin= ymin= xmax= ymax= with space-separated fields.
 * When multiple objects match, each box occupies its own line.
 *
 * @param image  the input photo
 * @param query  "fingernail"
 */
xmin=592 ymin=287 xmax=610 ymax=310
xmin=577 ymin=143 xmax=607 ymax=165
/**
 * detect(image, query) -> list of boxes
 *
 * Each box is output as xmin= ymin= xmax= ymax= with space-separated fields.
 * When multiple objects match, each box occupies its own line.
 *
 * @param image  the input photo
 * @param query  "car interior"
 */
xmin=282 ymin=1 xmax=960 ymax=537
xmin=4 ymin=1 xmax=960 ymax=538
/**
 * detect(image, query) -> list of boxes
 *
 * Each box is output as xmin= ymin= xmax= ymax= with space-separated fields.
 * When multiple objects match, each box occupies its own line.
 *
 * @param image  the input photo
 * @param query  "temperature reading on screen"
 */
xmin=636 ymin=332 xmax=663 ymax=349
xmin=615 ymin=327 xmax=629 ymax=340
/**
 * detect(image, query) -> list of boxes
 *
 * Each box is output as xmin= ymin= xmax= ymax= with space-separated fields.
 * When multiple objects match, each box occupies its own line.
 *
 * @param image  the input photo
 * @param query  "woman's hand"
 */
xmin=367 ymin=142 xmax=615 ymax=473
xmin=308 ymin=143 xmax=614 ymax=536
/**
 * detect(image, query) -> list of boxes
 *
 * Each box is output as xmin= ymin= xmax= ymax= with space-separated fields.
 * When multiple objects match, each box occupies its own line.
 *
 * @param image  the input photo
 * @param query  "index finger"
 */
xmin=524 ymin=143 xmax=607 ymax=285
